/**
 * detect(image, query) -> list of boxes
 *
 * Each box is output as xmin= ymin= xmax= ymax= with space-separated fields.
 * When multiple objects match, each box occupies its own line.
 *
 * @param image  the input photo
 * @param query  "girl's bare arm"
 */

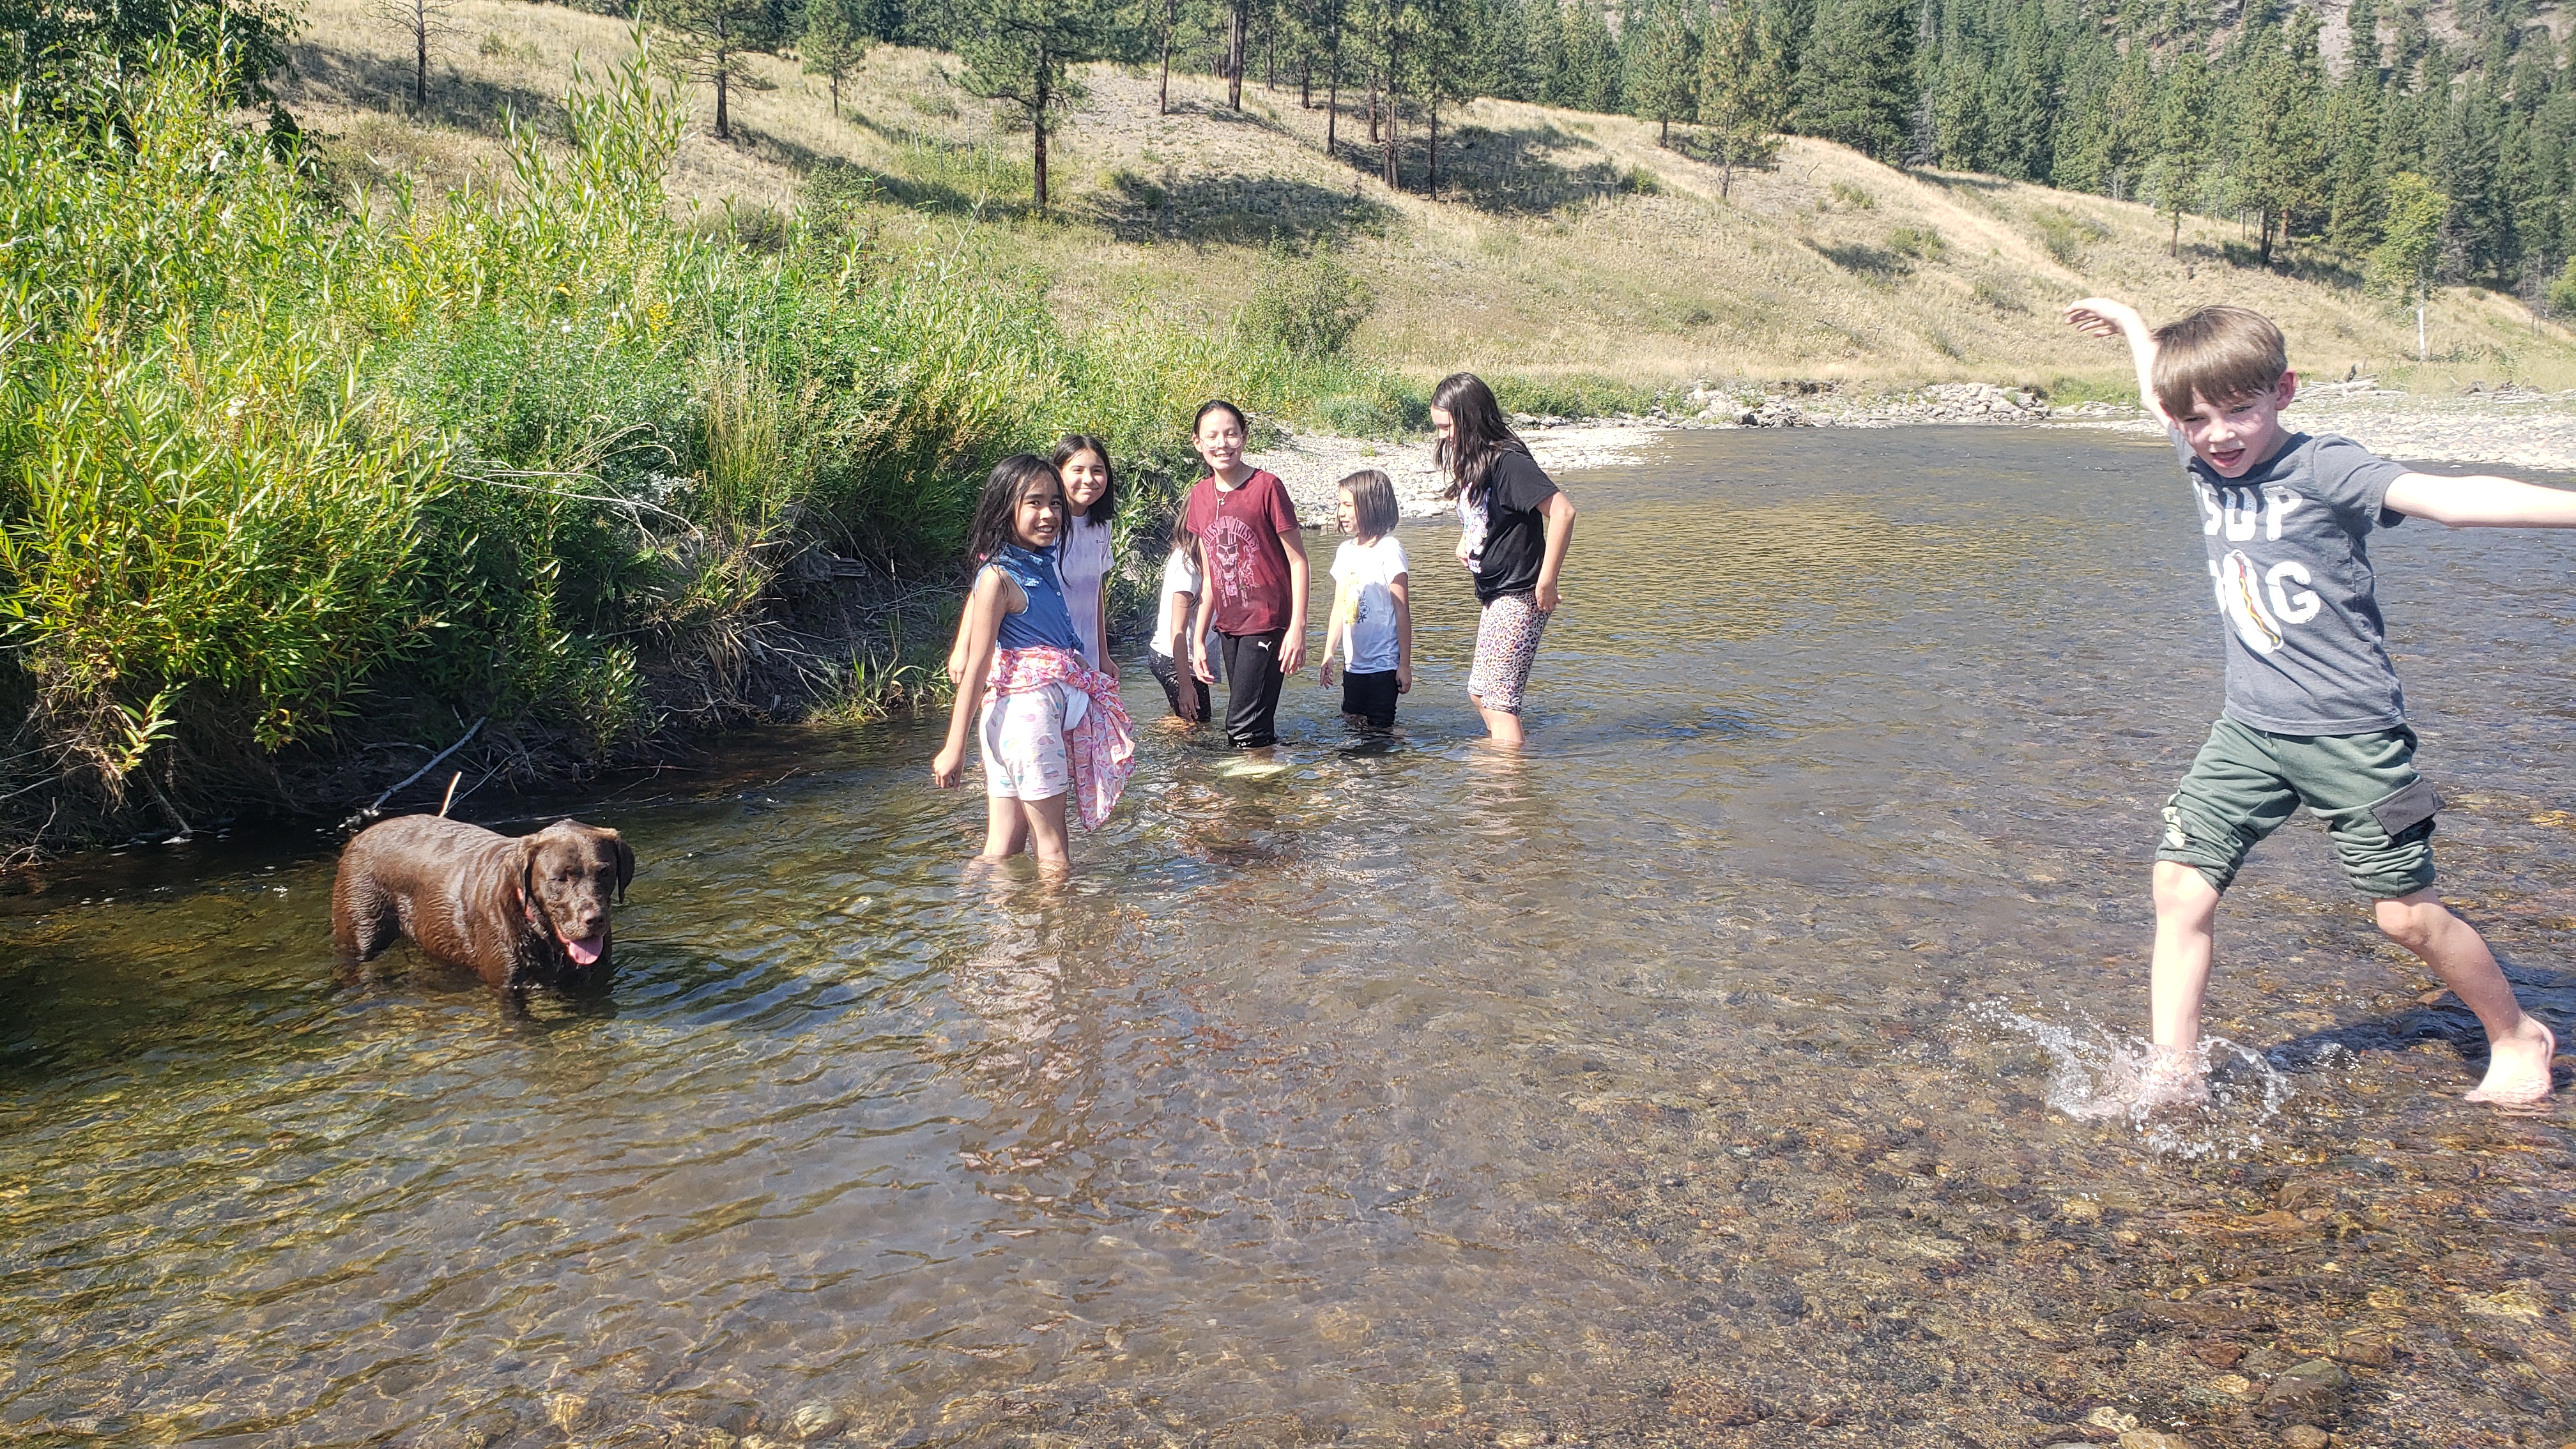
xmin=1533 ymin=491 xmax=1577 ymax=613
xmin=1390 ymin=571 xmax=1413 ymax=693
xmin=933 ymin=569 xmax=1015 ymax=786
xmin=1278 ymin=526 xmax=1312 ymax=675
xmin=1190 ymin=538 xmax=1219 ymax=684
xmin=1094 ymin=584 xmax=1117 ymax=680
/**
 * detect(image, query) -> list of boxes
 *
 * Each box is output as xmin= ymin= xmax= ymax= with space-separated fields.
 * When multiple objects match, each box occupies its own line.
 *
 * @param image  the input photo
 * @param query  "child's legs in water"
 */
xmin=978 ymin=685 xmax=1075 ymax=860
xmin=1017 ymin=792 xmax=1072 ymax=872
xmin=1466 ymin=592 xmax=1548 ymax=747
xmin=1218 ymin=630 xmax=1287 ymax=749
xmin=981 ymin=794 xmax=1031 ymax=858
xmin=2150 ymin=719 xmax=2551 ymax=1102
xmin=2148 ymin=721 xmax=2303 ymax=1064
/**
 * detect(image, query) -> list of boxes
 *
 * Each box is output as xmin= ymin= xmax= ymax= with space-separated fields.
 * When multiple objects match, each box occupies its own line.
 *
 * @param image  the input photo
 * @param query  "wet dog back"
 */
xmin=332 ymin=815 xmax=634 ymax=991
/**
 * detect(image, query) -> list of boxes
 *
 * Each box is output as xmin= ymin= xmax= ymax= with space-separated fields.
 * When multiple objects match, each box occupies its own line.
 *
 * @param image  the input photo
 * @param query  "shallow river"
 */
xmin=4 ymin=428 xmax=2573 ymax=1448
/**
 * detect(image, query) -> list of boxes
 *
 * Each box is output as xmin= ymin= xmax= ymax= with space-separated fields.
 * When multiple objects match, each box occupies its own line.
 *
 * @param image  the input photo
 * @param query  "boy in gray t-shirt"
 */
xmin=2067 ymin=297 xmax=2574 ymax=1108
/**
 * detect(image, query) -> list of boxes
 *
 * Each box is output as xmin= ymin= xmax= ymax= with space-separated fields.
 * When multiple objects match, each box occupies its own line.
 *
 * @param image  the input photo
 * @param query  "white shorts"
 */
xmin=978 ymin=684 xmax=1087 ymax=801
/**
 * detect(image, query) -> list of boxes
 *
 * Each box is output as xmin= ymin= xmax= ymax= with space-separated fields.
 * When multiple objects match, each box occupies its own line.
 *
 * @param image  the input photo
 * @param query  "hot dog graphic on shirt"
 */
xmin=2196 ymin=479 xmax=2325 ymax=656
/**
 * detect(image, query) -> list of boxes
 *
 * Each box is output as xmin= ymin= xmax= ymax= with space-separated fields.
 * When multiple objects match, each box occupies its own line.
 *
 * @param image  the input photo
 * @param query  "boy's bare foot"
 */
xmin=2138 ymin=1046 xmax=2212 ymax=1110
xmin=2464 ymin=1016 xmax=2558 ymax=1105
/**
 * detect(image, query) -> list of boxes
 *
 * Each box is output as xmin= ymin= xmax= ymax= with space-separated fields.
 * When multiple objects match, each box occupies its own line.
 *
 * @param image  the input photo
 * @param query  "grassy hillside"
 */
xmin=280 ymin=0 xmax=2576 ymax=399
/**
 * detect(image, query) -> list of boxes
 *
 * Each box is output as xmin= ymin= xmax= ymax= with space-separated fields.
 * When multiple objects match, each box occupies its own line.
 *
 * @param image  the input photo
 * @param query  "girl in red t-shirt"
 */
xmin=1183 ymin=400 xmax=1310 ymax=752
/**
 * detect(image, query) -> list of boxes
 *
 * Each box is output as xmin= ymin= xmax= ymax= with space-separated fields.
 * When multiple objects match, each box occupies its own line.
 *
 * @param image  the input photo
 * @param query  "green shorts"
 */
xmin=2157 ymin=718 xmax=2440 ymax=899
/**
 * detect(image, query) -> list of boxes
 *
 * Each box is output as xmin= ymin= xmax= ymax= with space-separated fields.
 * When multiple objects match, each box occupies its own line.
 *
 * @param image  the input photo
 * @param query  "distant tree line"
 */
xmin=26 ymin=0 xmax=2567 ymax=301
xmin=667 ymin=0 xmax=2575 ymax=302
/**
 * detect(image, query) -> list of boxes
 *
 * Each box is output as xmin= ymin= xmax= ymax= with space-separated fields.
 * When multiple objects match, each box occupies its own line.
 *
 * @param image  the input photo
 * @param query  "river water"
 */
xmin=4 ymin=427 xmax=2572 ymax=1448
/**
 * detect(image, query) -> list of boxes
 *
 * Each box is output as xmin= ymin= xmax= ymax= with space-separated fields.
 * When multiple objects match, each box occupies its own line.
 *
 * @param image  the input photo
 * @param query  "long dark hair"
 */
xmin=1050 ymin=433 xmax=1117 ymax=524
xmin=1430 ymin=372 xmax=1528 ymax=505
xmin=964 ymin=454 xmax=1064 ymax=565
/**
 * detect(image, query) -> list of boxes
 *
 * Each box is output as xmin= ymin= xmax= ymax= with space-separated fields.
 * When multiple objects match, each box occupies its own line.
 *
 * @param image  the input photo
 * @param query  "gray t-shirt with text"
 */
xmin=2171 ymin=431 xmax=2412 ymax=734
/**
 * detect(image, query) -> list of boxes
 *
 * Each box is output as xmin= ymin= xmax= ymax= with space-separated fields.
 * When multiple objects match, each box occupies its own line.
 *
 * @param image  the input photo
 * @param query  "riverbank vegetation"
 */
xmin=0 ymin=34 xmax=1405 ymax=852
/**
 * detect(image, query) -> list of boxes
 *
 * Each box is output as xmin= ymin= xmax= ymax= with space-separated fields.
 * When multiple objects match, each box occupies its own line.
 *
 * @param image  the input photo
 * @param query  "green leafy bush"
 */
xmin=2032 ymin=207 xmax=2105 ymax=265
xmin=1236 ymin=241 xmax=1375 ymax=358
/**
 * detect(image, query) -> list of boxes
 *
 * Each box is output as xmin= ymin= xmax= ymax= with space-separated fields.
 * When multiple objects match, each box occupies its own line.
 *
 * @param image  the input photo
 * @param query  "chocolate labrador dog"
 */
xmin=332 ymin=815 xmax=635 ymax=992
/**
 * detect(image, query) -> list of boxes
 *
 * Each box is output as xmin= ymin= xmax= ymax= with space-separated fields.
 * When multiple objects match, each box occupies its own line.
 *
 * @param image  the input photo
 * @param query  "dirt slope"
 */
xmin=279 ymin=0 xmax=2576 ymax=395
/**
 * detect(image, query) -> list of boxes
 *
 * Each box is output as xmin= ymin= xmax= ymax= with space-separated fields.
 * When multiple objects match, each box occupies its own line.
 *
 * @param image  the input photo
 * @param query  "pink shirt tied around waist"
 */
xmin=986 ymin=646 xmax=1135 ymax=829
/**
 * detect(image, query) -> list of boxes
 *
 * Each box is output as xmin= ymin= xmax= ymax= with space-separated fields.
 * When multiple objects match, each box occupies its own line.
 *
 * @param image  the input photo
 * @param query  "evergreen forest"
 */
xmin=652 ymin=0 xmax=2576 ymax=306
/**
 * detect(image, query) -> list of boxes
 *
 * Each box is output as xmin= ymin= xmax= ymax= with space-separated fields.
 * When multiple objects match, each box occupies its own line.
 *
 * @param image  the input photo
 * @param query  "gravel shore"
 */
xmin=1245 ymin=420 xmax=1664 ymax=526
xmin=1248 ymin=382 xmax=2576 ymax=526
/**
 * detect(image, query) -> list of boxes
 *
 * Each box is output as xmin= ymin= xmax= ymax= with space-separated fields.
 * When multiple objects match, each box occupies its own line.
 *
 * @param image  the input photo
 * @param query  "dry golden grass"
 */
xmin=279 ymin=0 xmax=2576 ymax=397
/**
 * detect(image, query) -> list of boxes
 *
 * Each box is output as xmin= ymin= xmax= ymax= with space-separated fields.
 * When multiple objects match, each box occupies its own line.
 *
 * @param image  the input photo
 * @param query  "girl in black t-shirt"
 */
xmin=1431 ymin=373 xmax=1577 ymax=749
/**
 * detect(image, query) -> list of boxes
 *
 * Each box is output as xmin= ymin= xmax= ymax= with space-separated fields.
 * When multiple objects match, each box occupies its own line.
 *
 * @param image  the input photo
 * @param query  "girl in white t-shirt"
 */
xmin=1051 ymin=434 xmax=1118 ymax=679
xmin=1315 ymin=470 xmax=1411 ymax=732
xmin=1148 ymin=513 xmax=1219 ymax=723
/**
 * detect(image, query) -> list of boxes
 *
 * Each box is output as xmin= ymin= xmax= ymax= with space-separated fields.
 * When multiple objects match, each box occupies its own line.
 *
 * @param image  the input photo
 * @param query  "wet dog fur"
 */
xmin=332 ymin=815 xmax=634 ymax=992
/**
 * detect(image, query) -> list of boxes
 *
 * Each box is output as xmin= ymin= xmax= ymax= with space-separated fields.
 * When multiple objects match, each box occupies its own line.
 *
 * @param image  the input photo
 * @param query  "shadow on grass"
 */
xmin=1810 ymin=240 xmax=1912 ymax=282
xmin=1911 ymin=169 xmax=2016 ymax=194
xmin=1314 ymin=120 xmax=1633 ymax=217
xmin=284 ymin=43 xmax=569 ymax=139
xmin=1086 ymin=169 xmax=1386 ymax=246
xmin=1660 ymin=128 xmax=1780 ymax=180
xmin=1162 ymin=95 xmax=1298 ymax=136
xmin=791 ymin=137 xmax=1039 ymax=222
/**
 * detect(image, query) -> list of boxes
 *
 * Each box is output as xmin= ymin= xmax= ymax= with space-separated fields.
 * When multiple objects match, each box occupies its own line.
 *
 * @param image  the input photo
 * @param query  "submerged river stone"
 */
xmin=2257 ymin=1360 xmax=2349 ymax=1418
xmin=786 ymin=1401 xmax=847 ymax=1440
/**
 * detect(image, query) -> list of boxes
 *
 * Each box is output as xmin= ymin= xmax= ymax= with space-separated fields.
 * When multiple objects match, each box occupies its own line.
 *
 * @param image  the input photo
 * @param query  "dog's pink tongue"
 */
xmin=564 ymin=934 xmax=603 ymax=966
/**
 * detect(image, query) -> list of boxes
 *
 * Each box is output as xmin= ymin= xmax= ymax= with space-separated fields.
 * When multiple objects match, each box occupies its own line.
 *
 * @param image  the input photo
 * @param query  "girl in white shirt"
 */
xmin=1051 ymin=434 xmax=1118 ymax=678
xmin=1315 ymin=470 xmax=1411 ymax=732
xmin=1148 ymin=514 xmax=1218 ymax=722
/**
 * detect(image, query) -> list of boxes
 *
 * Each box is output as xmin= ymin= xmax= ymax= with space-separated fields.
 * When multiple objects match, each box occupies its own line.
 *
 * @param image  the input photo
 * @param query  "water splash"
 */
xmin=1968 ymin=1004 xmax=2297 ymax=1160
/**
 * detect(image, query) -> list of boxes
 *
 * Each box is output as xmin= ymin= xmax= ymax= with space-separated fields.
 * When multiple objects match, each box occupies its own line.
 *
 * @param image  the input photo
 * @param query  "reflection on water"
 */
xmin=3 ymin=428 xmax=2572 ymax=1447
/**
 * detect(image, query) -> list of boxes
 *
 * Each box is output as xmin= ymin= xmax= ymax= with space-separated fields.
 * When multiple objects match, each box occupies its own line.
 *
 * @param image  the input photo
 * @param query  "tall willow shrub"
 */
xmin=0 ymin=52 xmax=452 ymax=811
xmin=0 ymin=34 xmax=1407 ymax=840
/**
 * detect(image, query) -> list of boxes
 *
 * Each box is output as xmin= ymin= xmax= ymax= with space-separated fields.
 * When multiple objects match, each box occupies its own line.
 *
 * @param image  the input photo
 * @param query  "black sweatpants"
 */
xmin=1149 ymin=649 xmax=1211 ymax=723
xmin=1217 ymin=629 xmax=1287 ymax=749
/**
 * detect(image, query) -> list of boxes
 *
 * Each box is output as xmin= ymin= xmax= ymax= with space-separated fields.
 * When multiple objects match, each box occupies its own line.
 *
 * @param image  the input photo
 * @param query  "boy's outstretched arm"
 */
xmin=2064 ymin=297 xmax=2171 ymax=429
xmin=2386 ymin=471 xmax=2576 ymax=528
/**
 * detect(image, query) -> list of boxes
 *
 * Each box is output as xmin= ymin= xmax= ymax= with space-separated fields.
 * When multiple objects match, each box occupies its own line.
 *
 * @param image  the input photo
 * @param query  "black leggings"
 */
xmin=1217 ymin=630 xmax=1287 ymax=749
xmin=1149 ymin=650 xmax=1211 ymax=722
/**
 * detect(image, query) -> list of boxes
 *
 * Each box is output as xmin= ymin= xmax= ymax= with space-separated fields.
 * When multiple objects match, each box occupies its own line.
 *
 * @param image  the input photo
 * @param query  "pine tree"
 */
xmin=1558 ymin=0 xmax=1621 ymax=112
xmin=651 ymin=0 xmax=790 ymax=141
xmin=802 ymin=0 xmax=874 ymax=119
xmin=2324 ymin=64 xmax=2387 ymax=254
xmin=1981 ymin=0 xmax=2055 ymax=180
xmin=1798 ymin=0 xmax=1915 ymax=163
xmin=1699 ymin=0 xmax=1784 ymax=195
xmin=2227 ymin=8 xmax=2327 ymax=265
xmin=1626 ymin=0 xmax=1701 ymax=144
xmin=1524 ymin=0 xmax=1568 ymax=107
xmin=2150 ymin=47 xmax=2212 ymax=256
xmin=941 ymin=0 xmax=1143 ymax=210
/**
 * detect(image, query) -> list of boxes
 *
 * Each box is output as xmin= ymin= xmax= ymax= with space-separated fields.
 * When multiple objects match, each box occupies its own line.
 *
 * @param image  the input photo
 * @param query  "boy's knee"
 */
xmin=2152 ymin=859 xmax=2221 ymax=917
xmin=2372 ymin=889 xmax=2450 ymax=951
